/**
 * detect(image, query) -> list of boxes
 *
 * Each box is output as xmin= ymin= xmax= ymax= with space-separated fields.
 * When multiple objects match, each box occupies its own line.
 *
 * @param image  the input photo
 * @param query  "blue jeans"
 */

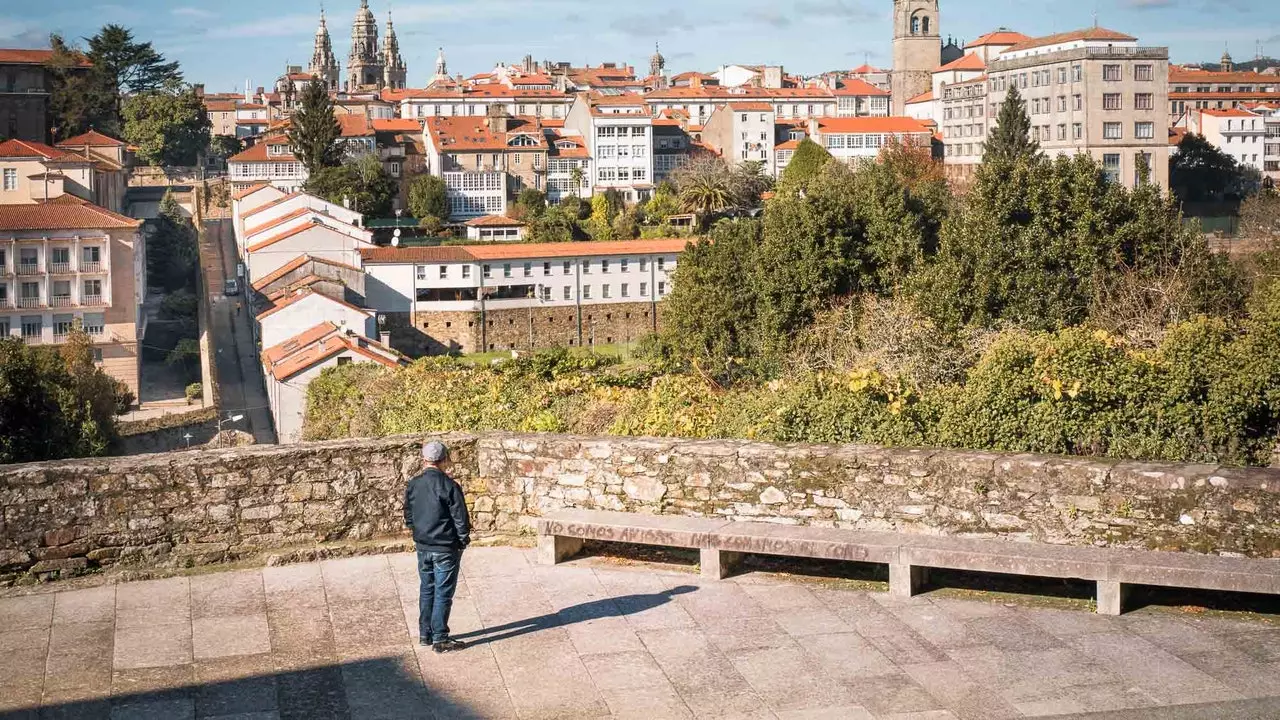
xmin=417 ymin=549 xmax=462 ymax=644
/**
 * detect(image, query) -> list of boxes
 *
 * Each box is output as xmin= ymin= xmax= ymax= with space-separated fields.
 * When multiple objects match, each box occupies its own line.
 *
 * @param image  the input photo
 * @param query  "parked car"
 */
xmin=224 ymin=278 xmax=239 ymax=296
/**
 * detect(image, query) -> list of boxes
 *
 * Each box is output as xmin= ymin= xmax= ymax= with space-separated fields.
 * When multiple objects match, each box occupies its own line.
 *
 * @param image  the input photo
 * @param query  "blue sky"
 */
xmin=3 ymin=1 xmax=1278 ymax=93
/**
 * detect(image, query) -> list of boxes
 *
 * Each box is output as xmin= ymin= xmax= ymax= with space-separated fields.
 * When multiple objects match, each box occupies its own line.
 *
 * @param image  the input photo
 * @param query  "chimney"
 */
xmin=380 ymin=331 xmax=391 ymax=347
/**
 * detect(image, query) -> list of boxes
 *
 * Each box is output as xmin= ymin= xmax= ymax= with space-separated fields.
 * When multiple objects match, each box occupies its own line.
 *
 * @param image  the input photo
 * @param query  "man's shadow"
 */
xmin=452 ymin=586 xmax=698 ymax=647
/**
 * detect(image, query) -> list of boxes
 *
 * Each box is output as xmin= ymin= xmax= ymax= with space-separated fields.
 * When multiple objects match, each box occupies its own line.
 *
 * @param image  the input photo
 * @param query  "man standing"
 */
xmin=404 ymin=440 xmax=470 ymax=653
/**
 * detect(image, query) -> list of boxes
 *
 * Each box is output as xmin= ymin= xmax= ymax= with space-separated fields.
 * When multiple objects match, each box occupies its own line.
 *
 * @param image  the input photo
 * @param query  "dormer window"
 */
xmin=268 ymin=144 xmax=288 ymax=156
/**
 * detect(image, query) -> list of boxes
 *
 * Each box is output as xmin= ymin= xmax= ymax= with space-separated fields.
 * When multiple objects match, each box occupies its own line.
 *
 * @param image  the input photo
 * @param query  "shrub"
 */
xmin=185 ymin=382 xmax=202 ymax=403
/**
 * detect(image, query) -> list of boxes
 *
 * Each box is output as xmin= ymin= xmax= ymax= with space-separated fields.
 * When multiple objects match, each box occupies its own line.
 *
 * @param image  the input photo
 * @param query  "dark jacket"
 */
xmin=403 ymin=467 xmax=471 ymax=553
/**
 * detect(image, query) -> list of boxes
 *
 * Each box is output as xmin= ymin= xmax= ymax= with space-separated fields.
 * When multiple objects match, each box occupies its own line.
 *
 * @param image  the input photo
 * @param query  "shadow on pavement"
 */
xmin=454 ymin=586 xmax=699 ymax=647
xmin=0 ymin=655 xmax=486 ymax=720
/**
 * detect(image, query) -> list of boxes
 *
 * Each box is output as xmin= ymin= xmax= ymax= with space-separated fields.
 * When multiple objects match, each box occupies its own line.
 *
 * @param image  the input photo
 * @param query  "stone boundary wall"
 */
xmin=0 ymin=433 xmax=1276 ymax=583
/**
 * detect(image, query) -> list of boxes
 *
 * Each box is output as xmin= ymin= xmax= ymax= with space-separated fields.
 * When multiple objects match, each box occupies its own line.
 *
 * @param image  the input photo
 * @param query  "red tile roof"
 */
xmin=56 ymin=130 xmax=125 ymax=148
xmin=965 ymin=30 xmax=1031 ymax=49
xmin=371 ymin=118 xmax=424 ymax=132
xmin=232 ymin=183 xmax=276 ymax=201
xmin=1003 ymin=27 xmax=1136 ymax=54
xmin=228 ymin=142 xmax=297 ymax=163
xmin=1169 ymin=127 xmax=1188 ymax=147
xmin=360 ymin=238 xmax=689 ymax=264
xmin=0 ymin=139 xmax=69 ymax=159
xmin=775 ymin=139 xmax=801 ymax=151
xmin=336 ymin=114 xmax=375 ymax=137
xmin=833 ymin=78 xmax=890 ymax=97
xmin=250 ymin=254 xmax=363 ymax=292
xmin=255 ymin=286 xmax=371 ymax=321
xmin=0 ymin=196 xmax=141 ymax=230
xmin=814 ymin=117 xmax=933 ymax=134
xmin=726 ymin=102 xmax=774 ymax=112
xmin=1199 ymin=108 xmax=1259 ymax=118
xmin=937 ymin=53 xmax=986 ymax=73
xmin=1170 ymin=67 xmax=1280 ymax=84
xmin=906 ymin=90 xmax=934 ymax=104
xmin=0 ymin=48 xmax=90 ymax=67
xmin=645 ymin=86 xmax=835 ymax=101
xmin=425 ymin=115 xmax=548 ymax=152
xmin=849 ymin=64 xmax=884 ymax=74
xmin=464 ymin=215 xmax=526 ymax=227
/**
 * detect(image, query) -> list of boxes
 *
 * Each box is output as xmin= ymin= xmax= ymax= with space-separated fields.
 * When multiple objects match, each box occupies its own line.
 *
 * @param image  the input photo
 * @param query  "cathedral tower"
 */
xmin=891 ymin=0 xmax=941 ymax=115
xmin=347 ymin=0 xmax=383 ymax=91
xmin=309 ymin=7 xmax=341 ymax=91
xmin=381 ymin=11 xmax=407 ymax=90
xmin=434 ymin=48 xmax=449 ymax=84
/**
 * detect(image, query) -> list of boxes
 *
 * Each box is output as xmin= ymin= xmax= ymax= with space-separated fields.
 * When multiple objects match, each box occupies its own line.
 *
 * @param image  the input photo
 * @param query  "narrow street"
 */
xmin=200 ymin=217 xmax=277 ymax=445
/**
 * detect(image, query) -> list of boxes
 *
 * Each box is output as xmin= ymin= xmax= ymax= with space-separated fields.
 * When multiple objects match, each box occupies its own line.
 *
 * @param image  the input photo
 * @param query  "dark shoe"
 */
xmin=418 ymin=637 xmax=432 ymax=646
xmin=432 ymin=638 xmax=466 ymax=653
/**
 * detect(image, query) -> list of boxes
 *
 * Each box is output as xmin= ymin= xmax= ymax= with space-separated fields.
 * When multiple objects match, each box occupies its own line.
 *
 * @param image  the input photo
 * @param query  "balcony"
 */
xmin=48 ymin=262 xmax=73 ymax=275
xmin=16 ymin=264 xmax=41 ymax=276
xmin=52 ymin=333 xmax=68 ymax=344
xmin=79 ymin=261 xmax=104 ymax=274
xmin=81 ymin=295 xmax=105 ymax=306
xmin=17 ymin=297 xmax=42 ymax=309
xmin=50 ymin=295 xmax=74 ymax=308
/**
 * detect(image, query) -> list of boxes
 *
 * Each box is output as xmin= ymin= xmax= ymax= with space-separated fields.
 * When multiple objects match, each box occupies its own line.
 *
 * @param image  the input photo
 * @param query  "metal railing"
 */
xmin=21 ymin=333 xmax=43 ymax=345
xmin=16 ymin=264 xmax=41 ymax=276
xmin=48 ymin=262 xmax=72 ymax=274
xmin=52 ymin=334 xmax=68 ymax=344
xmin=79 ymin=261 xmax=103 ymax=273
xmin=17 ymin=297 xmax=41 ymax=309
xmin=81 ymin=294 xmax=105 ymax=306
xmin=50 ymin=296 xmax=74 ymax=308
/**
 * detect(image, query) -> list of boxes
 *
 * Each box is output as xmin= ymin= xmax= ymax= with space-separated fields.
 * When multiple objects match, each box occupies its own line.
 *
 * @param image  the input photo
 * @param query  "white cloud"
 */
xmin=172 ymin=7 xmax=216 ymax=19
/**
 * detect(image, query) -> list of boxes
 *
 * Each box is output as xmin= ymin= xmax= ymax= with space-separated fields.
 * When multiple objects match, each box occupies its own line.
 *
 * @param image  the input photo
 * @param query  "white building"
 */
xmin=235 ymin=191 xmax=366 ymax=256
xmin=701 ymin=103 xmax=777 ymax=176
xmin=645 ymin=86 xmax=839 ymax=126
xmin=262 ymin=321 xmax=403 ymax=443
xmin=807 ymin=117 xmax=934 ymax=163
xmin=833 ymin=78 xmax=891 ymax=117
xmin=255 ymin=286 xmax=376 ymax=349
xmin=390 ymin=86 xmax=573 ymax=120
xmin=565 ymin=94 xmax=654 ymax=203
xmin=227 ymin=134 xmax=308 ymax=194
xmin=545 ymin=131 xmax=592 ymax=202
xmin=1186 ymin=108 xmax=1267 ymax=175
xmin=243 ymin=216 xmax=373 ymax=285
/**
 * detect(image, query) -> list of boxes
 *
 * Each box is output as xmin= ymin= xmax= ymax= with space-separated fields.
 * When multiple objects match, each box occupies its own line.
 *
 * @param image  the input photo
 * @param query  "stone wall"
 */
xmin=396 ymin=301 xmax=664 ymax=357
xmin=1 ymin=433 xmax=1276 ymax=583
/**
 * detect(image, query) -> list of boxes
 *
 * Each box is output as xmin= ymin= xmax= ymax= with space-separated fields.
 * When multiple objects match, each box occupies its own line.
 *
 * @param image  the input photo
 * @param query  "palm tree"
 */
xmin=679 ymin=174 xmax=732 ymax=214
xmin=569 ymin=165 xmax=584 ymax=199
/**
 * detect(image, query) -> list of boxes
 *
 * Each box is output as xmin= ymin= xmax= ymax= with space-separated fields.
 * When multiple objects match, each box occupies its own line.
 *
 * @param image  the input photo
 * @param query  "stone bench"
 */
xmin=535 ymin=509 xmax=1280 ymax=615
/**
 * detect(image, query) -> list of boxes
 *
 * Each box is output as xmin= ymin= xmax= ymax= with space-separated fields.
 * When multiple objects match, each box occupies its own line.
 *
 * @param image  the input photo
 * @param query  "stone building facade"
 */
xmin=0 ymin=432 xmax=1275 ymax=581
xmin=891 ymin=0 xmax=942 ymax=116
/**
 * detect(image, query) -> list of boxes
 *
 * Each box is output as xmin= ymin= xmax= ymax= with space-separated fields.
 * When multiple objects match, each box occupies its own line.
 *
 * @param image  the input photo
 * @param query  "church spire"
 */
xmin=435 ymin=47 xmax=449 ymax=82
xmin=381 ymin=6 xmax=407 ymax=90
xmin=309 ymin=4 xmax=340 ymax=90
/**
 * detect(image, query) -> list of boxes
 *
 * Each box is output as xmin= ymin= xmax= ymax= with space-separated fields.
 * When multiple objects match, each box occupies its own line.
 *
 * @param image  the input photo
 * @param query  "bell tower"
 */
xmin=891 ymin=0 xmax=941 ymax=115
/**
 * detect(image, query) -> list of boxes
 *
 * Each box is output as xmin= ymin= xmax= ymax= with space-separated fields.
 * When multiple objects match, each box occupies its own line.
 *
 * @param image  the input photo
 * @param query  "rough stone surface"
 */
xmin=1 ymin=548 xmax=1278 ymax=718
xmin=0 ymin=432 xmax=1277 ymax=579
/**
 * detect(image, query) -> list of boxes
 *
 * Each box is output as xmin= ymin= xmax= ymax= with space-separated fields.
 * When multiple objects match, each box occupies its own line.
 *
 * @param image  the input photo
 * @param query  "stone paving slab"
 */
xmin=0 ymin=547 xmax=1278 ymax=719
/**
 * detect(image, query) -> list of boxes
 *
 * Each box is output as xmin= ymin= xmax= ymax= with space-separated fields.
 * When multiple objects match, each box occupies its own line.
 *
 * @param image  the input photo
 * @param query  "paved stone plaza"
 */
xmin=0 ymin=546 xmax=1277 ymax=720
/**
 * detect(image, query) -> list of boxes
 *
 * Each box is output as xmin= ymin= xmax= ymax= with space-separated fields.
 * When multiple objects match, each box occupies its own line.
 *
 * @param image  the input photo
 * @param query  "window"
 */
xmin=1071 ymin=65 xmax=1083 ymax=82
xmin=1057 ymin=124 xmax=1067 ymax=140
xmin=563 ymin=260 xmax=572 ymax=274
xmin=640 ymin=282 xmax=648 ymax=297
xmin=601 ymin=259 xmax=610 ymax=274
xmin=1058 ymin=67 xmax=1067 ymax=84
xmin=1103 ymin=94 xmax=1121 ymax=111
xmin=1103 ymin=65 xmax=1122 ymax=82
xmin=53 ymin=314 xmax=73 ymax=337
xmin=1135 ymin=152 xmax=1153 ymax=185
xmin=563 ymin=286 xmax=571 ymax=300
xmin=1135 ymin=65 xmax=1153 ymax=81
xmin=582 ymin=285 xmax=591 ymax=299
xmin=82 ymin=279 xmax=102 ymax=300
xmin=582 ymin=259 xmax=590 ymax=274
xmin=1057 ymin=96 xmax=1066 ymax=112
xmin=657 ymin=257 xmax=665 ymax=271
xmin=1073 ymin=123 xmax=1083 ymax=140
xmin=2 ymin=168 xmax=15 ymax=191
xmin=523 ymin=262 xmax=532 ymax=277
xmin=540 ymin=286 xmax=551 ymax=302
xmin=621 ymin=283 xmax=629 ymax=298
xmin=639 ymin=257 xmax=648 ymax=272
xmin=21 ymin=316 xmax=41 ymax=340
xmin=1102 ymin=153 xmax=1121 ymax=183
xmin=543 ymin=262 xmax=552 ymax=275
xmin=483 ymin=264 xmax=492 ymax=279
xmin=1103 ymin=122 xmax=1122 ymax=140
xmin=1135 ymin=93 xmax=1154 ymax=111
xmin=503 ymin=263 xmax=512 ymax=278
xmin=620 ymin=258 xmax=629 ymax=272
xmin=602 ymin=284 xmax=611 ymax=299
xmin=658 ymin=281 xmax=666 ymax=296
xmin=82 ymin=313 xmax=104 ymax=335
xmin=439 ymin=265 xmax=448 ymax=279
xmin=1134 ymin=122 xmax=1154 ymax=139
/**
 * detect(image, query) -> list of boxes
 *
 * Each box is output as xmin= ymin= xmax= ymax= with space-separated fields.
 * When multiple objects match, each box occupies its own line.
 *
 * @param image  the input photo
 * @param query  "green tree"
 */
xmin=528 ymin=205 xmax=580 ymax=243
xmin=644 ymin=182 xmax=682 ymax=224
xmin=207 ymin=134 xmax=243 ymax=161
xmin=147 ymin=192 xmax=198 ymax=292
xmin=123 ymin=87 xmax=211 ymax=166
xmin=732 ymin=160 xmax=774 ymax=207
xmin=288 ymin=80 xmax=343 ymax=176
xmin=0 ymin=329 xmax=132 ymax=464
xmin=1170 ymin=132 xmax=1255 ymax=204
xmin=86 ymin=24 xmax=182 ymax=98
xmin=516 ymin=188 xmax=547 ymax=219
xmin=912 ymin=152 xmax=1241 ymax=332
xmin=776 ymin=138 xmax=832 ymax=195
xmin=45 ymin=33 xmax=118 ymax=140
xmin=661 ymin=220 xmax=761 ymax=380
xmin=407 ymin=173 xmax=449 ymax=222
xmin=587 ymin=193 xmax=616 ymax=240
xmin=306 ymin=154 xmax=397 ymax=218
xmin=983 ymin=86 xmax=1039 ymax=163
xmin=674 ymin=157 xmax=733 ymax=214
xmin=568 ymin=165 xmax=585 ymax=198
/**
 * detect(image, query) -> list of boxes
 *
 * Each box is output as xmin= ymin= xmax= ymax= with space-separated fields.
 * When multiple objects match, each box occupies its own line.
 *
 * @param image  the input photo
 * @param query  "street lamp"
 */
xmin=217 ymin=413 xmax=245 ymax=447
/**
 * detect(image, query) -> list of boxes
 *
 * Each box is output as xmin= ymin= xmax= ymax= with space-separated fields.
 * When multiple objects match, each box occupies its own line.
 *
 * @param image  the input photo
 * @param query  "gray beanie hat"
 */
xmin=422 ymin=440 xmax=449 ymax=463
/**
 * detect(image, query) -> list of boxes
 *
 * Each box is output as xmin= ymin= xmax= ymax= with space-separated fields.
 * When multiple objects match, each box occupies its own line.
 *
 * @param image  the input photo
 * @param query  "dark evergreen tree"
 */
xmin=288 ymin=80 xmax=343 ymax=175
xmin=45 ymin=33 xmax=119 ymax=140
xmin=1170 ymin=132 xmax=1256 ymax=203
xmin=983 ymin=86 xmax=1039 ymax=163
xmin=776 ymin=138 xmax=832 ymax=195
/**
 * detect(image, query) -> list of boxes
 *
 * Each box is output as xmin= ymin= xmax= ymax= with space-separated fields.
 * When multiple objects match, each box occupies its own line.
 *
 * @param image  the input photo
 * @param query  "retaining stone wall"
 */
xmin=0 ymin=433 xmax=1276 ymax=583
